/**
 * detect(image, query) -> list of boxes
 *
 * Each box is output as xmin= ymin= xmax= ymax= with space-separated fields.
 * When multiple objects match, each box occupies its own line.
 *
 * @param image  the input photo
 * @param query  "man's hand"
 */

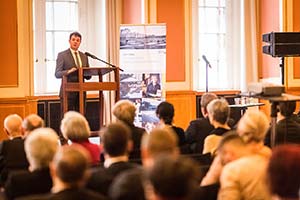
xmin=67 ymin=67 xmax=77 ymax=74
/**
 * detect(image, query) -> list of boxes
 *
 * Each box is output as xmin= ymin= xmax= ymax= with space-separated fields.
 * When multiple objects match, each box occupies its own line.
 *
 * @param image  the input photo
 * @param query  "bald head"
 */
xmin=4 ymin=114 xmax=23 ymax=138
xmin=22 ymin=114 xmax=44 ymax=135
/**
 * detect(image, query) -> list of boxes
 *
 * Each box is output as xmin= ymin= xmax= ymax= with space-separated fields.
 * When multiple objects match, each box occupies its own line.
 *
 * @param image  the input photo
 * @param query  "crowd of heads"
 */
xmin=1 ymin=93 xmax=300 ymax=200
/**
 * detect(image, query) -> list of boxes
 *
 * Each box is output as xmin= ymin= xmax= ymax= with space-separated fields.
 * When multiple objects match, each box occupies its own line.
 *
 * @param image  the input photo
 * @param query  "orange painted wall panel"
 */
xmin=0 ymin=0 xmax=18 ymax=86
xmin=293 ymin=0 xmax=300 ymax=79
xmin=122 ymin=0 xmax=142 ymax=24
xmin=157 ymin=0 xmax=185 ymax=82
xmin=259 ymin=0 xmax=280 ymax=78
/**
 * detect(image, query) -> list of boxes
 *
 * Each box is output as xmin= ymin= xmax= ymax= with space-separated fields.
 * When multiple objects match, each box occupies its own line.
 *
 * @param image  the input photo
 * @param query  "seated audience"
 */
xmin=185 ymin=92 xmax=217 ymax=153
xmin=267 ymin=145 xmax=300 ymax=200
xmin=22 ymin=114 xmax=44 ymax=137
xmin=18 ymin=145 xmax=107 ymax=200
xmin=141 ymin=128 xmax=179 ymax=168
xmin=218 ymin=110 xmax=271 ymax=200
xmin=156 ymin=101 xmax=188 ymax=153
xmin=60 ymin=111 xmax=100 ymax=165
xmin=265 ymin=101 xmax=300 ymax=146
xmin=112 ymin=99 xmax=145 ymax=159
xmin=5 ymin=128 xmax=58 ymax=200
xmin=0 ymin=114 xmax=29 ymax=186
xmin=147 ymin=155 xmax=200 ymax=200
xmin=203 ymin=99 xmax=231 ymax=155
xmin=86 ymin=122 xmax=139 ymax=195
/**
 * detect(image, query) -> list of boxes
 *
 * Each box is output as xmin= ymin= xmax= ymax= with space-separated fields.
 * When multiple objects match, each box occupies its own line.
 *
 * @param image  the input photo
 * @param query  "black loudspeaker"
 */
xmin=262 ymin=32 xmax=300 ymax=57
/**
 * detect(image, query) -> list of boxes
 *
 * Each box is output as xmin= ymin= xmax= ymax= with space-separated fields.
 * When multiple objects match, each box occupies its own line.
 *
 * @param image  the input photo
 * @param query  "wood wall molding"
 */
xmin=0 ymin=96 xmax=38 ymax=141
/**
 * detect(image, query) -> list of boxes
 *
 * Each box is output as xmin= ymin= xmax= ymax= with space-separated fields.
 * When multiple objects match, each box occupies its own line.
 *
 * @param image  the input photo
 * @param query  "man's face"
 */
xmin=69 ymin=35 xmax=81 ymax=50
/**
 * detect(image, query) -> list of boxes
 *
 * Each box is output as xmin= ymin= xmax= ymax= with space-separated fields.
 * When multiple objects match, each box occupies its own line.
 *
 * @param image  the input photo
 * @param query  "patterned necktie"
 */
xmin=74 ymin=51 xmax=81 ymax=67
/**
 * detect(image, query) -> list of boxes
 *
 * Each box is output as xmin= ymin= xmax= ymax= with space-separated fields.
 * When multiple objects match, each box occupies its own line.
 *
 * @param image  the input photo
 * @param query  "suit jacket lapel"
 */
xmin=67 ymin=49 xmax=77 ymax=67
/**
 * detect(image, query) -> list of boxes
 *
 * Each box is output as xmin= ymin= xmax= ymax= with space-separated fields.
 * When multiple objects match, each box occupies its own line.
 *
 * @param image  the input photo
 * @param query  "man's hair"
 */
xmin=147 ymin=156 xmax=199 ymax=199
xmin=109 ymin=169 xmax=146 ymax=200
xmin=141 ymin=128 xmax=178 ymax=157
xmin=237 ymin=110 xmax=269 ymax=143
xmin=217 ymin=131 xmax=245 ymax=151
xmin=22 ymin=114 xmax=44 ymax=132
xmin=113 ymin=100 xmax=136 ymax=125
xmin=200 ymin=93 xmax=218 ymax=109
xmin=53 ymin=145 xmax=90 ymax=184
xmin=268 ymin=145 xmax=300 ymax=198
xmin=102 ymin=122 xmax=131 ymax=157
xmin=60 ymin=111 xmax=90 ymax=142
xmin=69 ymin=31 xmax=82 ymax=40
xmin=207 ymin=98 xmax=230 ymax=124
xmin=4 ymin=114 xmax=23 ymax=136
xmin=25 ymin=128 xmax=58 ymax=170
xmin=279 ymin=101 xmax=296 ymax=117
xmin=155 ymin=101 xmax=174 ymax=125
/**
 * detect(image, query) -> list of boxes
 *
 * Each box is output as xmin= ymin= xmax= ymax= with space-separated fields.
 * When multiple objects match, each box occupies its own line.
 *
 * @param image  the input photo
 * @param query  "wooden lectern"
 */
xmin=62 ymin=67 xmax=120 ymax=127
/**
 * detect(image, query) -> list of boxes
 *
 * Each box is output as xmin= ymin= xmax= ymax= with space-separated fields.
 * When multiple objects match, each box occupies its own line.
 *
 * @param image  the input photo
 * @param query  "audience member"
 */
xmin=5 ymin=128 xmax=58 ymax=200
xmin=147 ymin=155 xmax=200 ymax=200
xmin=22 ymin=114 xmax=44 ymax=137
xmin=141 ymin=128 xmax=179 ymax=168
xmin=60 ymin=111 xmax=100 ymax=165
xmin=112 ymin=99 xmax=145 ymax=159
xmin=267 ymin=145 xmax=300 ymax=200
xmin=156 ymin=101 xmax=188 ymax=153
xmin=86 ymin=122 xmax=139 ymax=195
xmin=265 ymin=101 xmax=300 ymax=146
xmin=109 ymin=169 xmax=146 ymax=200
xmin=18 ymin=145 xmax=107 ymax=200
xmin=185 ymin=92 xmax=217 ymax=153
xmin=0 ymin=114 xmax=29 ymax=186
xmin=218 ymin=110 xmax=271 ymax=200
xmin=203 ymin=99 xmax=231 ymax=155
xmin=201 ymin=131 xmax=247 ymax=186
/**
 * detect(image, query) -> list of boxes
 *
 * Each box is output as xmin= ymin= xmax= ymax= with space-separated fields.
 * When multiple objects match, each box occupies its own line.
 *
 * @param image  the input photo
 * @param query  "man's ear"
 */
xmin=127 ymin=140 xmax=133 ymax=153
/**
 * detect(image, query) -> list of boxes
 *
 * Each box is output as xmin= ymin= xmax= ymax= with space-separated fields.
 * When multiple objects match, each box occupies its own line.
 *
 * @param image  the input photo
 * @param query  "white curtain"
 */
xmin=103 ymin=0 xmax=122 ymax=125
xmin=227 ymin=0 xmax=259 ymax=92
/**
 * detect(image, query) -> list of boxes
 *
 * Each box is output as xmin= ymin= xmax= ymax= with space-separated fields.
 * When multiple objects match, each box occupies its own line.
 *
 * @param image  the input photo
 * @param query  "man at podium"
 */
xmin=55 ymin=32 xmax=90 ymax=113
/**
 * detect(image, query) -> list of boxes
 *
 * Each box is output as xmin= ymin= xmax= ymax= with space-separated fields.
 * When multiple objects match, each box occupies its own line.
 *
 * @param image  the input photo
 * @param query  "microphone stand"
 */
xmin=86 ymin=53 xmax=124 ymax=72
xmin=205 ymin=61 xmax=209 ymax=92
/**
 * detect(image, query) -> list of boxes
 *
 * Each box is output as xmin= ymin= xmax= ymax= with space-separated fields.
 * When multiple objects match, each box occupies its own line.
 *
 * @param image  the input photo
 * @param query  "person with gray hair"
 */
xmin=185 ymin=92 xmax=218 ymax=153
xmin=19 ymin=145 xmax=107 ymax=200
xmin=203 ymin=98 xmax=231 ymax=155
xmin=60 ymin=111 xmax=100 ymax=165
xmin=0 ymin=114 xmax=29 ymax=186
xmin=5 ymin=128 xmax=59 ymax=200
xmin=218 ymin=110 xmax=271 ymax=200
xmin=22 ymin=114 xmax=44 ymax=137
xmin=112 ymin=99 xmax=145 ymax=159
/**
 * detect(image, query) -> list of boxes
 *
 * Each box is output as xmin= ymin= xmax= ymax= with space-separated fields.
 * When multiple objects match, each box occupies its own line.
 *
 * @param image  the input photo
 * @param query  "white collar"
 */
xmin=104 ymin=155 xmax=128 ymax=168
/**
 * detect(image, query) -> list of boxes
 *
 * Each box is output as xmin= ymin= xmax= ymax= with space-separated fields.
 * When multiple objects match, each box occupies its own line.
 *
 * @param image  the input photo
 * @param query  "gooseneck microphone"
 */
xmin=85 ymin=52 xmax=124 ymax=71
xmin=202 ymin=55 xmax=211 ymax=68
xmin=85 ymin=52 xmax=98 ymax=59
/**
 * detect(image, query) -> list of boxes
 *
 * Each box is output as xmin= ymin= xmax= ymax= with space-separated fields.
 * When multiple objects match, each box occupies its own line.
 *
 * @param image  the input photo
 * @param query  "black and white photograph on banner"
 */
xmin=142 ymin=73 xmax=162 ymax=98
xmin=120 ymin=73 xmax=143 ymax=99
xmin=140 ymin=98 xmax=162 ymax=132
xmin=120 ymin=26 xmax=166 ymax=50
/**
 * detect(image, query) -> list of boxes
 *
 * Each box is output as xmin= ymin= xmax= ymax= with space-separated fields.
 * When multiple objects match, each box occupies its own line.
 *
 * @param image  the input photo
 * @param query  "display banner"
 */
xmin=119 ymin=24 xmax=166 ymax=131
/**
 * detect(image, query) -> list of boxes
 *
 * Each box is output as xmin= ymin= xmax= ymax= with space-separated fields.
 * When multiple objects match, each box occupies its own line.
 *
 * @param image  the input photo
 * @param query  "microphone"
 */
xmin=85 ymin=52 xmax=98 ymax=59
xmin=202 ymin=55 xmax=212 ymax=68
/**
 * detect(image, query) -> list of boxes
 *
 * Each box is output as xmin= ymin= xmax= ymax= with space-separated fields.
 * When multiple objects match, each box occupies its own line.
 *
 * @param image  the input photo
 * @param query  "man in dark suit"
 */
xmin=55 ymin=31 xmax=90 ymax=113
xmin=185 ymin=93 xmax=217 ymax=153
xmin=5 ymin=128 xmax=59 ymax=200
xmin=86 ymin=122 xmax=139 ymax=195
xmin=0 ymin=114 xmax=29 ymax=186
xmin=265 ymin=101 xmax=300 ymax=146
xmin=18 ymin=145 xmax=107 ymax=200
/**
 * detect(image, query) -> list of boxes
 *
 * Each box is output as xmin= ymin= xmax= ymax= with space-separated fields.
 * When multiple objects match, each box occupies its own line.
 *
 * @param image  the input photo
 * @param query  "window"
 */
xmin=194 ymin=0 xmax=245 ymax=91
xmin=34 ymin=0 xmax=106 ymax=95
